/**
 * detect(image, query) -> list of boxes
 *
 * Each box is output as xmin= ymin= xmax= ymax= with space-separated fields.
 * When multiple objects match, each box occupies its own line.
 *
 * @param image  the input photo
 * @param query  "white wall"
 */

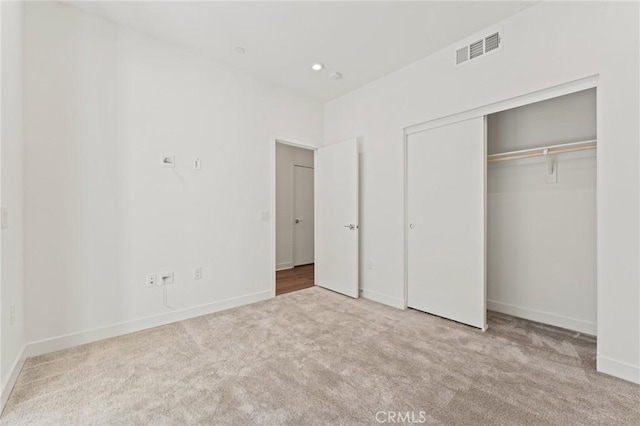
xmin=1 ymin=0 xmax=26 ymax=403
xmin=275 ymin=143 xmax=313 ymax=270
xmin=487 ymin=90 xmax=597 ymax=335
xmin=325 ymin=2 xmax=639 ymax=382
xmin=23 ymin=2 xmax=323 ymax=349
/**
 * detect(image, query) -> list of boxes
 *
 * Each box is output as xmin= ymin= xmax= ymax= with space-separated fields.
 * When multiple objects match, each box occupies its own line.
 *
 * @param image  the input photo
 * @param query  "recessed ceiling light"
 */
xmin=234 ymin=47 xmax=245 ymax=54
xmin=329 ymin=72 xmax=343 ymax=80
xmin=311 ymin=62 xmax=324 ymax=71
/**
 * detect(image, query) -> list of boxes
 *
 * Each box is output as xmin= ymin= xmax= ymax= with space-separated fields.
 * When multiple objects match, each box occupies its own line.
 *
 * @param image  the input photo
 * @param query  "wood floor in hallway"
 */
xmin=276 ymin=264 xmax=314 ymax=295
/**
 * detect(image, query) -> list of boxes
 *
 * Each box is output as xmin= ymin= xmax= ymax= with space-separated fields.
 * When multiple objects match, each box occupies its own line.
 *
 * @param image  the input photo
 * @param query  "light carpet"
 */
xmin=2 ymin=287 xmax=639 ymax=425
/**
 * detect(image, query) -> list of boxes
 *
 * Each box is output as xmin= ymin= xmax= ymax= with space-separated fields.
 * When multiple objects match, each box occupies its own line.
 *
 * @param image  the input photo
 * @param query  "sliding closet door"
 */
xmin=407 ymin=117 xmax=486 ymax=329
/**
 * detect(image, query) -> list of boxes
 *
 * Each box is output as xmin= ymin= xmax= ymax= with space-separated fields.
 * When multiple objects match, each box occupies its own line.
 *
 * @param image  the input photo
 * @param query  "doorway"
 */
xmin=485 ymin=88 xmax=597 ymax=335
xmin=275 ymin=142 xmax=315 ymax=295
xmin=271 ymin=138 xmax=360 ymax=299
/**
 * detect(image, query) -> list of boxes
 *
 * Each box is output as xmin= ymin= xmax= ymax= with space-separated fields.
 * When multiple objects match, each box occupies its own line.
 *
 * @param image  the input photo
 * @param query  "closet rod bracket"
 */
xmin=544 ymin=149 xmax=558 ymax=184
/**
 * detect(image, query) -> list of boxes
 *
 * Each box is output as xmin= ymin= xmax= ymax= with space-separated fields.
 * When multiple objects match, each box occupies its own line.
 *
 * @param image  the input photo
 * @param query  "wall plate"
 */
xmin=1 ymin=207 xmax=8 ymax=229
xmin=193 ymin=267 xmax=202 ymax=280
xmin=147 ymin=273 xmax=157 ymax=287
xmin=160 ymin=272 xmax=174 ymax=285
xmin=162 ymin=156 xmax=175 ymax=168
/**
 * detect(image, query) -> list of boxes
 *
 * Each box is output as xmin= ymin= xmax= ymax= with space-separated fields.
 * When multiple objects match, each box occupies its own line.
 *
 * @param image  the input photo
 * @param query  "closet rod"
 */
xmin=487 ymin=139 xmax=597 ymax=164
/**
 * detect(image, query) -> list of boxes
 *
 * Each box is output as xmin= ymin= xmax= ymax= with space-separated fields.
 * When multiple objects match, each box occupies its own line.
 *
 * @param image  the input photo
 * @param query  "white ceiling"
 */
xmin=65 ymin=1 xmax=537 ymax=102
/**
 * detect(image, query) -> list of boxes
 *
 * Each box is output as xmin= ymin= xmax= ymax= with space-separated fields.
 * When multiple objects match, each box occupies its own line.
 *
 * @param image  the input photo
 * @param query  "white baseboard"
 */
xmin=597 ymin=355 xmax=640 ymax=384
xmin=487 ymin=300 xmax=596 ymax=335
xmin=276 ymin=262 xmax=294 ymax=271
xmin=26 ymin=290 xmax=272 ymax=358
xmin=1 ymin=346 xmax=26 ymax=413
xmin=360 ymin=289 xmax=405 ymax=310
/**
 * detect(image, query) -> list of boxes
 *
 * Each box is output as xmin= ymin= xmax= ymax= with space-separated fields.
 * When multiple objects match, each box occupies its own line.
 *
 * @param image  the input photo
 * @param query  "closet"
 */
xmin=407 ymin=88 xmax=597 ymax=335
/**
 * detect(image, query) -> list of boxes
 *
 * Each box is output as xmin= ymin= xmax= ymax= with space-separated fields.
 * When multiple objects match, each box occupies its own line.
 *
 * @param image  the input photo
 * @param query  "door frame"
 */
xmin=271 ymin=138 xmax=318 ymax=297
xmin=403 ymin=75 xmax=600 ymax=325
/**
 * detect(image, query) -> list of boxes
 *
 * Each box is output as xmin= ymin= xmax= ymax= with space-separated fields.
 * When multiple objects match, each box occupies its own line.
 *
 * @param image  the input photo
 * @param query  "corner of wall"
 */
xmin=0 ymin=0 xmax=27 ymax=409
xmin=0 ymin=346 xmax=25 ymax=413
xmin=597 ymin=355 xmax=640 ymax=384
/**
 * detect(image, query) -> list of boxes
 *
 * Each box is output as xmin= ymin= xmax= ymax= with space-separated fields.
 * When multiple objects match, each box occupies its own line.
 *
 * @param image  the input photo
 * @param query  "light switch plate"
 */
xmin=1 ymin=207 xmax=8 ymax=229
xmin=193 ymin=267 xmax=202 ymax=280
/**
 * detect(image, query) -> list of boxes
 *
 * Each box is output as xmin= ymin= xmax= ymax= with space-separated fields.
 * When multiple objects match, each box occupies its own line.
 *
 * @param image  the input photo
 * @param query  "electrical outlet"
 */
xmin=367 ymin=259 xmax=374 ymax=270
xmin=160 ymin=272 xmax=174 ymax=285
xmin=193 ymin=267 xmax=202 ymax=280
xmin=9 ymin=304 xmax=15 ymax=326
xmin=147 ymin=273 xmax=157 ymax=287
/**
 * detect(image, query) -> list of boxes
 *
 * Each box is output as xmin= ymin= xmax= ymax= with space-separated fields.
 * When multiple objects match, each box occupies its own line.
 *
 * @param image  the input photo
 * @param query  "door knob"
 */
xmin=409 ymin=223 xmax=415 ymax=229
xmin=295 ymin=219 xmax=303 ymax=224
xmin=344 ymin=224 xmax=357 ymax=230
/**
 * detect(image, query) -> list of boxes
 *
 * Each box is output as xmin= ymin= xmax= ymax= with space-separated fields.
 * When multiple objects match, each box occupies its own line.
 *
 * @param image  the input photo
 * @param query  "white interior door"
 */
xmin=293 ymin=165 xmax=314 ymax=266
xmin=316 ymin=138 xmax=359 ymax=298
xmin=407 ymin=117 xmax=486 ymax=329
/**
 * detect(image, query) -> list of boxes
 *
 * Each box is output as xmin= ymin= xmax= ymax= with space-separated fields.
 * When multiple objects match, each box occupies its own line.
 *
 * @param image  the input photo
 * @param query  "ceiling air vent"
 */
xmin=485 ymin=32 xmax=500 ymax=52
xmin=456 ymin=46 xmax=469 ymax=65
xmin=455 ymin=30 xmax=502 ymax=66
xmin=469 ymin=39 xmax=484 ymax=59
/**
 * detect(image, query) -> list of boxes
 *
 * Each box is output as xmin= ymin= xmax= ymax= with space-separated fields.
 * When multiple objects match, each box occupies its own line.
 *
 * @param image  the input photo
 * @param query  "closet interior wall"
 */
xmin=486 ymin=89 xmax=597 ymax=335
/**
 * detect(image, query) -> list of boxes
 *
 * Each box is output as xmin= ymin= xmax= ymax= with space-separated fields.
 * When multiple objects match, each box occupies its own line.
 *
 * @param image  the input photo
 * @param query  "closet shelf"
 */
xmin=487 ymin=139 xmax=597 ymax=163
